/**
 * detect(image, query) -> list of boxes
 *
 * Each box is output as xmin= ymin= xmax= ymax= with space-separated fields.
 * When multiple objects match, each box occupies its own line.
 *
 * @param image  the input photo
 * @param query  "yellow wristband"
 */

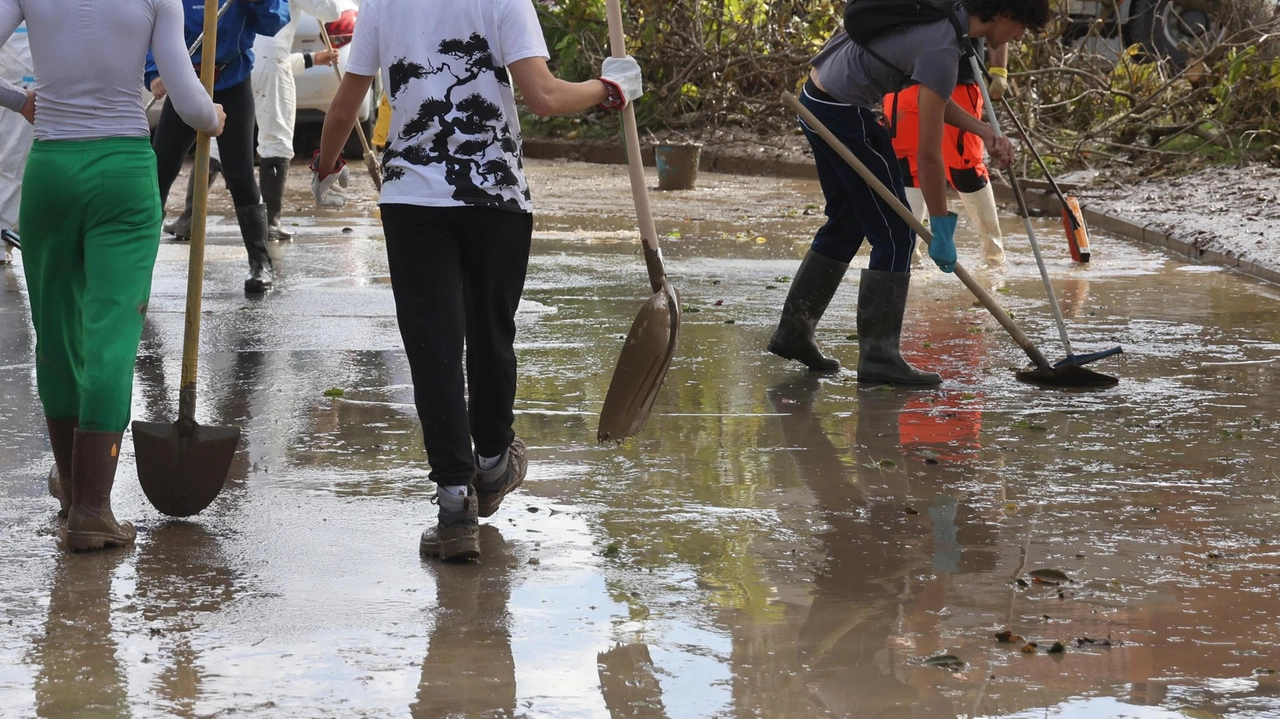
xmin=989 ymin=66 xmax=1008 ymax=78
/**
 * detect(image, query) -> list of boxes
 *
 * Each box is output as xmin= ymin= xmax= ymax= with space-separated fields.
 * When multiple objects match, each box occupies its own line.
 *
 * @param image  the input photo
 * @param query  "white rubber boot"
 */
xmin=958 ymin=183 xmax=1005 ymax=265
xmin=903 ymin=186 xmax=928 ymax=265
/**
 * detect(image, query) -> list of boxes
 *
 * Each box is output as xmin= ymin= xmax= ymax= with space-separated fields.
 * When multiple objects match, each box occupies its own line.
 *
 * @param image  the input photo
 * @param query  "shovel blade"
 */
xmin=1016 ymin=363 xmax=1118 ymax=388
xmin=132 ymin=419 xmax=240 ymax=517
xmin=598 ymin=287 xmax=680 ymax=443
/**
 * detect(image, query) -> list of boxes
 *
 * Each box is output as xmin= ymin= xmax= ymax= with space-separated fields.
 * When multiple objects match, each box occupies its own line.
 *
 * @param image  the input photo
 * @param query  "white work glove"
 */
xmin=309 ymin=151 xmax=350 ymax=207
xmin=988 ymin=66 xmax=1010 ymax=101
xmin=599 ymin=55 xmax=644 ymax=110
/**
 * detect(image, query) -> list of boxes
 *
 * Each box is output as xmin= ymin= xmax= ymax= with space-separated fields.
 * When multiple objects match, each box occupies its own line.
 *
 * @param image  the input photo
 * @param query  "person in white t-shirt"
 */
xmin=309 ymin=0 xmax=643 ymax=562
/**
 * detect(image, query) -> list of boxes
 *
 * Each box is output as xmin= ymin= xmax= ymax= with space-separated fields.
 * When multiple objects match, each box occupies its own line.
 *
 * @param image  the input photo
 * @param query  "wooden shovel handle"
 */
xmin=318 ymin=22 xmax=382 ymax=190
xmin=783 ymin=92 xmax=1052 ymax=371
xmin=604 ymin=0 xmax=665 ymax=295
xmin=178 ymin=0 xmax=222 ymax=422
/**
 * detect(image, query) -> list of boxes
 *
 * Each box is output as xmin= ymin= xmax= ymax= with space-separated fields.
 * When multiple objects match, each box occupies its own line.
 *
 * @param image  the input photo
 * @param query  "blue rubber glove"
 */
xmin=928 ymin=212 xmax=958 ymax=273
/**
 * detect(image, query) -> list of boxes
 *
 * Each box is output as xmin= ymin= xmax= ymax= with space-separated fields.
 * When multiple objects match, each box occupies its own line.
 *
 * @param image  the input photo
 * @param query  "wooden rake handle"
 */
xmin=318 ymin=22 xmax=382 ymax=191
xmin=782 ymin=91 xmax=1052 ymax=371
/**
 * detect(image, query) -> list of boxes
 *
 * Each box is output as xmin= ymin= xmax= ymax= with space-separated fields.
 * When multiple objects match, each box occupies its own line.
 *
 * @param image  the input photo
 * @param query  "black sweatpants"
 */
xmin=153 ymin=77 xmax=260 ymax=208
xmin=381 ymin=204 xmax=533 ymax=488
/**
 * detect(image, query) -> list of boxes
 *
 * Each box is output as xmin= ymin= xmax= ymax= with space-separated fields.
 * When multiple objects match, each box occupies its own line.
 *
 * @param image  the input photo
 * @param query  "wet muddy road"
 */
xmin=2 ymin=159 xmax=1279 ymax=718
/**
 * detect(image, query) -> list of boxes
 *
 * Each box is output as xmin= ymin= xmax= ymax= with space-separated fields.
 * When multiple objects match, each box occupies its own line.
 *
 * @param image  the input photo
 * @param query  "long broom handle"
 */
xmin=969 ymin=55 xmax=1082 ymax=232
xmin=968 ymin=57 xmax=1074 ymax=357
xmin=179 ymin=0 xmax=221 ymax=424
xmin=782 ymin=91 xmax=1052 ymax=371
xmin=605 ymin=0 xmax=666 ymax=295
xmin=998 ymin=94 xmax=1082 ymax=232
xmin=317 ymin=22 xmax=382 ymax=191
xmin=146 ymin=0 xmax=235 ymax=113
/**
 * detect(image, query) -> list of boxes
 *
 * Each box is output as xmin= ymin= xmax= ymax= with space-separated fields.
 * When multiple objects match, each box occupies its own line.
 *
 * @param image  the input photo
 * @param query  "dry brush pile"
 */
xmin=535 ymin=0 xmax=1280 ymax=173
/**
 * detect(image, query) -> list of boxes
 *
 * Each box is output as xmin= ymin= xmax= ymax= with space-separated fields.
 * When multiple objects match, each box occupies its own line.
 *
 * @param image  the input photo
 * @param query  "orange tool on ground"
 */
xmin=997 ymin=95 xmax=1092 ymax=262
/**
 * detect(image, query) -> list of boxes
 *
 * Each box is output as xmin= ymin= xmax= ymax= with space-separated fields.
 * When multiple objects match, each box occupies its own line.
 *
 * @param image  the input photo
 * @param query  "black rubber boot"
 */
xmin=236 ymin=204 xmax=274 ymax=294
xmin=1 ymin=228 xmax=17 ymax=264
xmin=259 ymin=157 xmax=294 ymax=241
xmin=768 ymin=249 xmax=848 ymax=372
xmin=856 ymin=269 xmax=941 ymax=386
xmin=164 ymin=159 xmax=221 ymax=241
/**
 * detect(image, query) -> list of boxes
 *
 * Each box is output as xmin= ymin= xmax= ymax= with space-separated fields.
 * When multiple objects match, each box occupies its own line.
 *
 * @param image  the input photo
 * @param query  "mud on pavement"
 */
xmin=1 ymin=159 xmax=1279 ymax=717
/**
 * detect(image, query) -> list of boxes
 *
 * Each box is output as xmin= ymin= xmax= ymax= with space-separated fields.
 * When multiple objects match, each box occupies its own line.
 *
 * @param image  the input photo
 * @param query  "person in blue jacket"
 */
xmin=147 ymin=0 xmax=289 ymax=294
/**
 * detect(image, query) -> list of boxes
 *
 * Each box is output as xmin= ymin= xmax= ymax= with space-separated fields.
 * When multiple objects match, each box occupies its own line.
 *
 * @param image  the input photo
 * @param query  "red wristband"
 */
xmin=598 ymin=78 xmax=624 ymax=111
xmin=310 ymin=149 xmax=346 ymax=180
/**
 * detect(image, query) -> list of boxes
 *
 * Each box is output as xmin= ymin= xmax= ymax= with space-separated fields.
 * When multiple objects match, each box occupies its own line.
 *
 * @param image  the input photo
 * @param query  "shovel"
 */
xmin=132 ymin=0 xmax=241 ymax=517
xmin=317 ymin=22 xmax=382 ymax=191
xmin=968 ymin=56 xmax=1122 ymax=376
xmin=783 ymin=92 xmax=1116 ymax=389
xmin=596 ymin=0 xmax=681 ymax=443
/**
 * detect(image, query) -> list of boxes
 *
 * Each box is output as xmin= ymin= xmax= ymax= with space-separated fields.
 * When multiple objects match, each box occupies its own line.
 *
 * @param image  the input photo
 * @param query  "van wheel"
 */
xmin=1127 ymin=0 xmax=1219 ymax=67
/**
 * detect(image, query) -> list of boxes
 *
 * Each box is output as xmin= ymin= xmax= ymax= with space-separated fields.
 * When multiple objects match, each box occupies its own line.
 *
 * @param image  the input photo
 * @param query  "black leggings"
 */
xmin=153 ymin=77 xmax=260 ymax=209
xmin=381 ymin=203 xmax=533 ymax=488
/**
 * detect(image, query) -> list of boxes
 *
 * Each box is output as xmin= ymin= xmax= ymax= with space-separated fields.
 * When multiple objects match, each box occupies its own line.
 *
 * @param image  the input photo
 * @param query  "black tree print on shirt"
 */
xmin=381 ymin=33 xmax=525 ymax=208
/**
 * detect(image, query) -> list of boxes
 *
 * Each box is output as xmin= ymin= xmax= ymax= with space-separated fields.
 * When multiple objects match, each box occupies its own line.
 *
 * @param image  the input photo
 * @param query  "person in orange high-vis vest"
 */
xmin=885 ymin=41 xmax=1009 ymax=265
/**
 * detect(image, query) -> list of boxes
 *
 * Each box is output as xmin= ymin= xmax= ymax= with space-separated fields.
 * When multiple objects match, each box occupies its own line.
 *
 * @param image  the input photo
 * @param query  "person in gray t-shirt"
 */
xmin=767 ymin=0 xmax=1049 ymax=386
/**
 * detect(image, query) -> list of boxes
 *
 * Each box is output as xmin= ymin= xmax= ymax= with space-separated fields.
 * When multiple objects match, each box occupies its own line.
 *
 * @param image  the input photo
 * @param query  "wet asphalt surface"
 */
xmin=2 ymin=159 xmax=1280 ymax=718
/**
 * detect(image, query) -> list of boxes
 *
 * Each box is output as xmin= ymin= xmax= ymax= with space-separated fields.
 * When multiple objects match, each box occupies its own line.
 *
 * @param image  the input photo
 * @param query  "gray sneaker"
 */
xmin=476 ymin=437 xmax=527 ymax=518
xmin=420 ymin=486 xmax=480 ymax=561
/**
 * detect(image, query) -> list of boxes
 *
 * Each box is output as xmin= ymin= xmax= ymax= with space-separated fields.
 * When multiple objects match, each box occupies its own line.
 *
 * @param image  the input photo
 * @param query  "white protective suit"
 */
xmin=0 ymin=23 xmax=33 ymax=242
xmin=251 ymin=0 xmax=352 ymax=160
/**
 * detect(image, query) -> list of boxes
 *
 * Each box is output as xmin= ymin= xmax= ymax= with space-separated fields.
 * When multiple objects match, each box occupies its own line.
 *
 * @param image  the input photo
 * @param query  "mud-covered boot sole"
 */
xmin=420 ymin=527 xmax=480 ymax=561
xmin=855 ymin=368 xmax=941 ymax=386
xmin=478 ymin=475 xmax=523 ymax=518
xmin=66 ymin=522 xmax=136 ymax=552
xmin=440 ymin=535 xmax=480 ymax=562
xmin=768 ymin=339 xmax=840 ymax=372
xmin=244 ymin=278 xmax=273 ymax=294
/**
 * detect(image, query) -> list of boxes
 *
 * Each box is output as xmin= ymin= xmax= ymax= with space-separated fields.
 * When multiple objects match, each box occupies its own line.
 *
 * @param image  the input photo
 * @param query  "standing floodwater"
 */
xmin=1 ymin=160 xmax=1278 ymax=717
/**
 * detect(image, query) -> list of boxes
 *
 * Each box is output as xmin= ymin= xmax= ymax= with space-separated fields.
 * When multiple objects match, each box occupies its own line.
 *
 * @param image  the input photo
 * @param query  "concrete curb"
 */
xmin=988 ymin=181 xmax=1280 ymax=286
xmin=524 ymin=137 xmax=1280 ymax=286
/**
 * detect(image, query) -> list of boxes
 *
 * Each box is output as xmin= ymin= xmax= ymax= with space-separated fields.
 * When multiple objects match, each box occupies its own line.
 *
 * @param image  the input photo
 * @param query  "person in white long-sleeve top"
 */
xmin=0 ymin=0 xmax=225 ymax=551
xmin=254 ymin=0 xmax=353 ymax=240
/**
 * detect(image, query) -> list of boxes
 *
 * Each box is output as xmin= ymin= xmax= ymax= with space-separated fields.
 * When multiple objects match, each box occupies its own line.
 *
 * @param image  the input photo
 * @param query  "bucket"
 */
xmin=655 ymin=143 xmax=702 ymax=191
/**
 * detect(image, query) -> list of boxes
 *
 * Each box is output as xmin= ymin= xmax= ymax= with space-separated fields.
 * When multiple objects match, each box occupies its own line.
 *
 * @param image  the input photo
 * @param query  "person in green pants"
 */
xmin=0 ymin=0 xmax=224 ymax=551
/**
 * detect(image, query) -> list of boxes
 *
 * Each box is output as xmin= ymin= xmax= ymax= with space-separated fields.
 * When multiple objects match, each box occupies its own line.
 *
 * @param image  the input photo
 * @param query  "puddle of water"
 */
xmin=1 ymin=160 xmax=1279 ymax=717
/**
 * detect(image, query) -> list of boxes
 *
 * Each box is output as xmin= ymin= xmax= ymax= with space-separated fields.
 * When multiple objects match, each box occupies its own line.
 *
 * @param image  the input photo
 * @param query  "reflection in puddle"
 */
xmin=1 ymin=160 xmax=1278 ymax=717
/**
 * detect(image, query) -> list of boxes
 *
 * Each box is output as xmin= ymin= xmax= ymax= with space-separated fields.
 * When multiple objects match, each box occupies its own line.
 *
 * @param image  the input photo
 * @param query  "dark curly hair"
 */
xmin=962 ymin=0 xmax=1051 ymax=31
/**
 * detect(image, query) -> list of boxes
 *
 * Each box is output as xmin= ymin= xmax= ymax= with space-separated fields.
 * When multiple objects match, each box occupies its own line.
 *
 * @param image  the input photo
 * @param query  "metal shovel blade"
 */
xmin=132 ymin=418 xmax=240 ymax=517
xmin=1017 ymin=346 xmax=1122 ymax=388
xmin=597 ymin=283 xmax=680 ymax=443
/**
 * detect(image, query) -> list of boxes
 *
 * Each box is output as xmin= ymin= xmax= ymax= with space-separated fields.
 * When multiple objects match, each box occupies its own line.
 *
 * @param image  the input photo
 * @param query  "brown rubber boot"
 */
xmin=66 ymin=430 xmax=136 ymax=552
xmin=420 ymin=486 xmax=480 ymax=562
xmin=45 ymin=417 xmax=78 ymax=518
xmin=476 ymin=437 xmax=527 ymax=518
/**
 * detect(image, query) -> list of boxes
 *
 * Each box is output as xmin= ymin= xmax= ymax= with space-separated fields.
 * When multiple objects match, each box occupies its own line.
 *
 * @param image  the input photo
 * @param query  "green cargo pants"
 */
xmin=20 ymin=137 xmax=162 ymax=432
